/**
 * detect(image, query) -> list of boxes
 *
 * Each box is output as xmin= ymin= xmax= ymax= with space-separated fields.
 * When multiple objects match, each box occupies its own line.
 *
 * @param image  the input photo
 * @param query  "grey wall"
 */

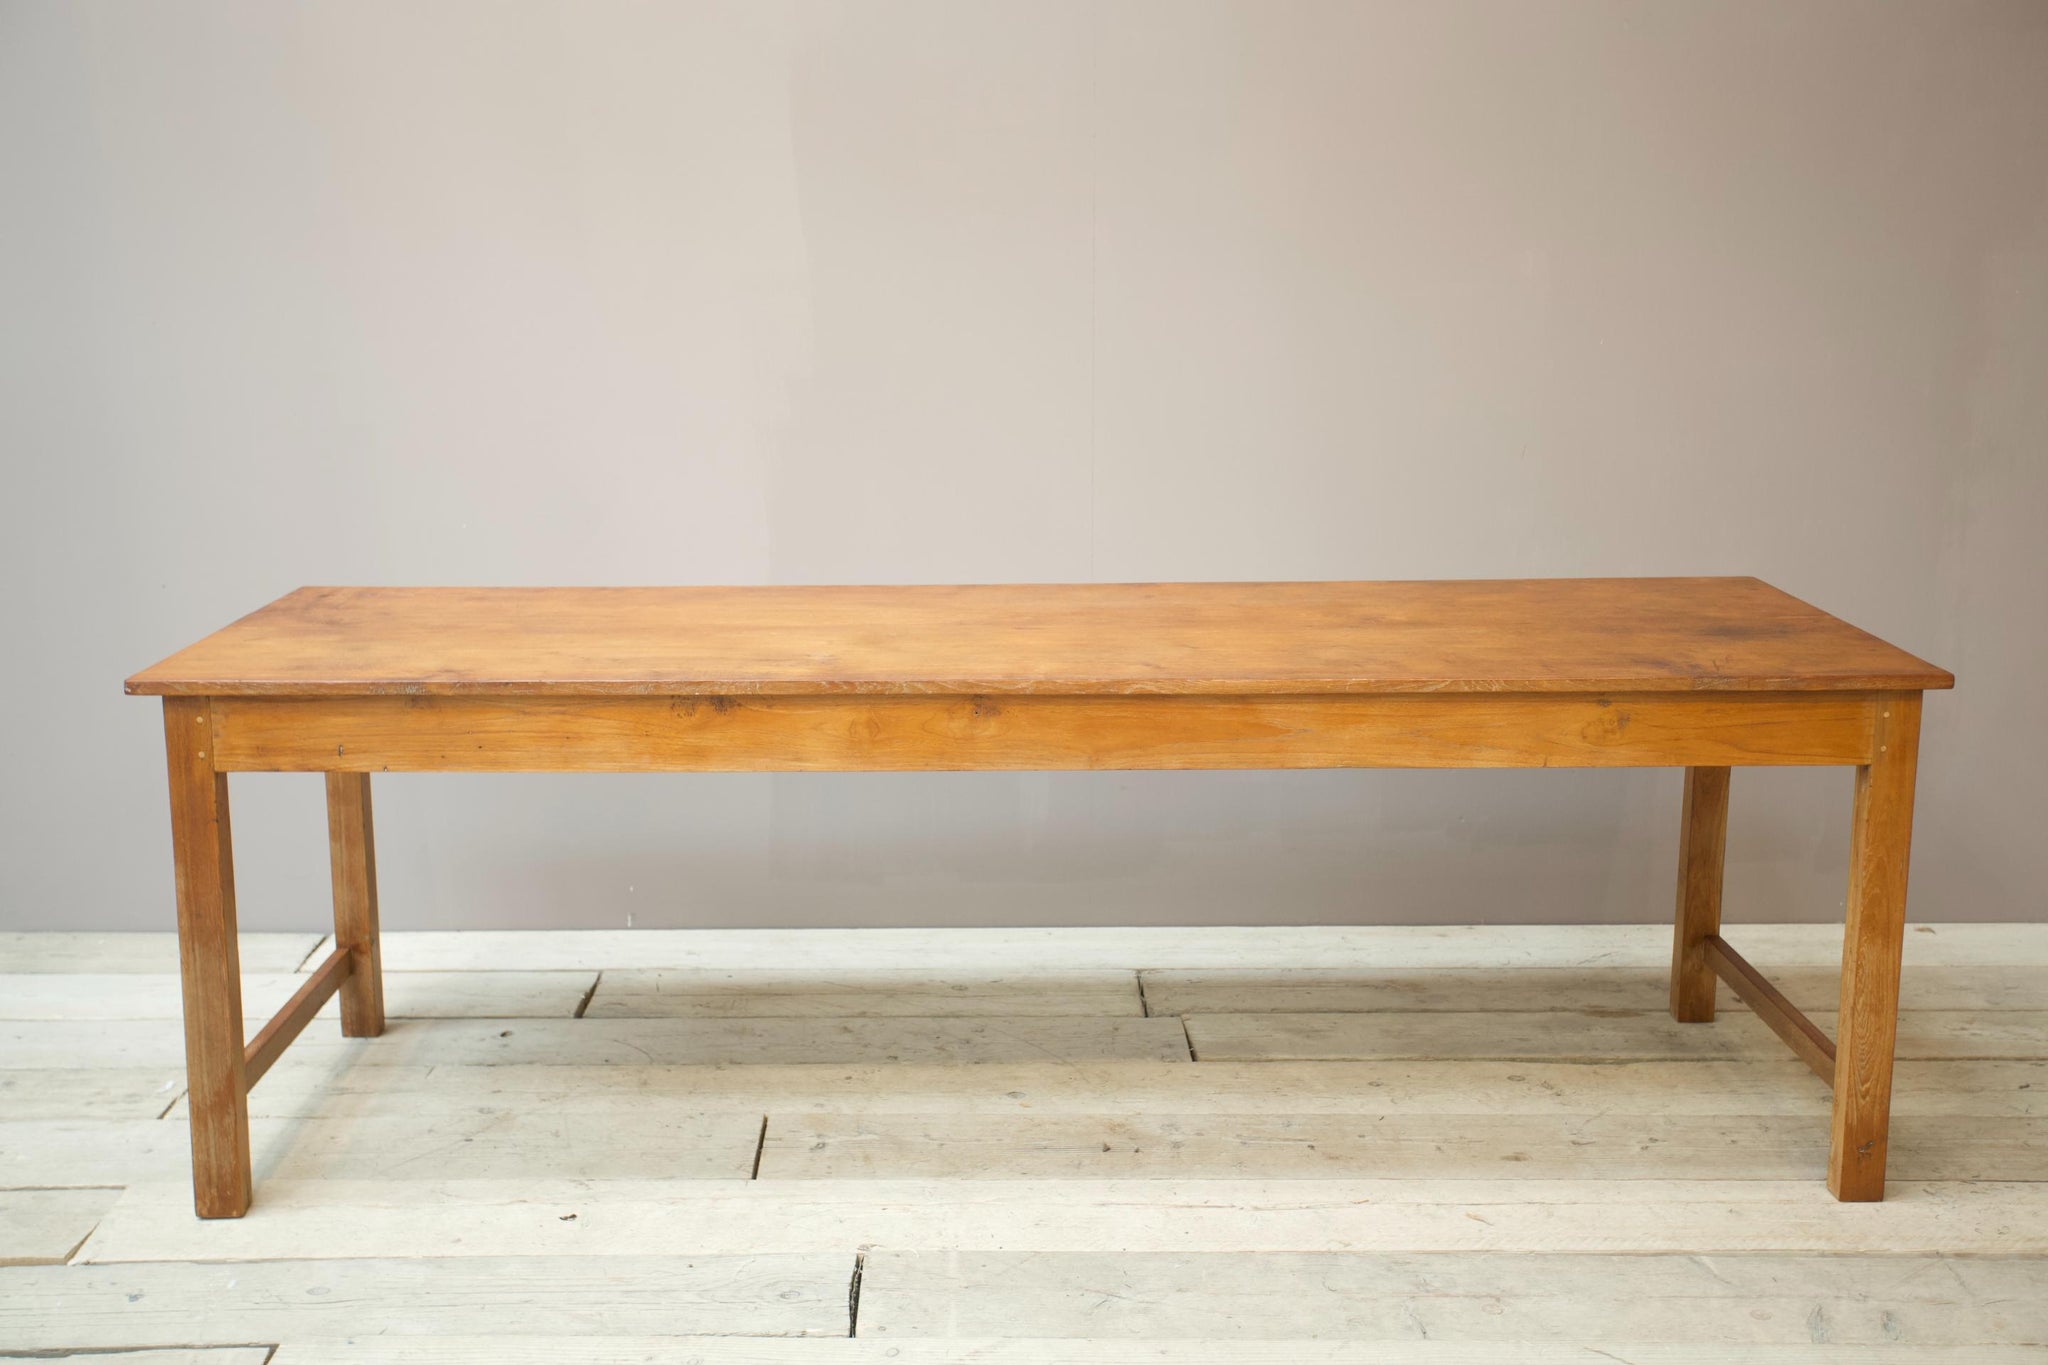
xmin=3 ymin=0 xmax=2044 ymax=932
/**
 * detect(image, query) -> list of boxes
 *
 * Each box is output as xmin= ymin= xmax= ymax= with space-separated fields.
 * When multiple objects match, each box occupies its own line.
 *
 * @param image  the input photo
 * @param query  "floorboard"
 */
xmin=5 ymin=926 xmax=2046 ymax=1357
xmin=203 ymin=1057 xmax=2048 ymax=1119
xmin=1142 ymin=964 xmax=2048 ymax=1013
xmin=2 ymin=1111 xmax=763 ymax=1187
xmin=0 ymin=972 xmax=596 ymax=1021
xmin=32 ymin=1353 xmax=275 ymax=1365
xmin=365 ymin=924 xmax=2048 ymax=972
xmin=1184 ymin=1009 xmax=2048 ymax=1061
xmin=25 ymin=1007 xmax=2043 ymax=1072
xmin=584 ymin=969 xmax=1143 ymax=1018
xmin=3 ymin=1016 xmax=1191 ymax=1070
xmin=757 ymin=1112 xmax=2048 ymax=1181
xmin=0 ymin=1067 xmax=183 ymax=1121
xmin=0 ymin=1187 xmax=119 ymax=1265
xmin=0 ymin=1254 xmax=852 ymax=1348
xmin=74 ymin=1177 xmax=2048 ymax=1262
xmin=855 ymin=1249 xmax=2048 ymax=1342
xmin=0 ymin=932 xmax=323 ymax=974
xmin=264 ymin=1341 xmax=2048 ymax=1364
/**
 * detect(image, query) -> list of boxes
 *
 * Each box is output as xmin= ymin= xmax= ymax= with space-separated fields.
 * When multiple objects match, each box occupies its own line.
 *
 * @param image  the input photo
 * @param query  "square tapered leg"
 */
xmin=1670 ymin=765 xmax=1731 ymax=1023
xmin=326 ymin=772 xmax=384 ymax=1037
xmin=1828 ymin=693 xmax=1922 ymax=1202
xmin=165 ymin=697 xmax=251 ymax=1219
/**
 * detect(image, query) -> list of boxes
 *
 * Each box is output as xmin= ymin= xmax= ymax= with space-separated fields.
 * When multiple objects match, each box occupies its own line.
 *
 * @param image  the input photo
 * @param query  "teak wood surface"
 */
xmin=127 ymin=578 xmax=1952 ymax=1216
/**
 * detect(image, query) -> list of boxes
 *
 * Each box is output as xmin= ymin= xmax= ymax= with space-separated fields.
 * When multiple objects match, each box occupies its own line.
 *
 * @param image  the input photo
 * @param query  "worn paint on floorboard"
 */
xmin=74 ymin=1177 xmax=2048 ymax=1263
xmin=5 ymin=927 xmax=2048 ymax=1357
xmin=263 ymin=1341 xmax=2048 ymax=1364
xmin=855 ymin=1249 xmax=2048 ymax=1342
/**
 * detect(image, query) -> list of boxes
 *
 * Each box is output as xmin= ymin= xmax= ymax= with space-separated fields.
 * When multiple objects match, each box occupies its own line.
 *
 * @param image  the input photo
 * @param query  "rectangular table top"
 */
xmin=125 ymin=578 xmax=1952 ymax=700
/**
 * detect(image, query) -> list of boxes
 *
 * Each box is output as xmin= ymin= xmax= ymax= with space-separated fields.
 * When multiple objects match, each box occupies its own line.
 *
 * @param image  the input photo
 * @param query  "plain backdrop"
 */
xmin=3 ymin=0 xmax=2044 ymax=932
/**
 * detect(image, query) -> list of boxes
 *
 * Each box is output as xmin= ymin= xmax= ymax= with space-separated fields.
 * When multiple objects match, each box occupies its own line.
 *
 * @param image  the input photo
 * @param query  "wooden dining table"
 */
xmin=126 ymin=577 xmax=1952 ymax=1216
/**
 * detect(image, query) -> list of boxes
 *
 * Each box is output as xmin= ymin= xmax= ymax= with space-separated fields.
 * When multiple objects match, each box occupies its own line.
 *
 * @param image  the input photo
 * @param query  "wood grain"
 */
xmin=758 ymin=1112 xmax=2048 ymax=1182
xmin=282 ymin=1016 xmax=1194 ymax=1068
xmin=1830 ymin=691 xmax=1923 ymax=1201
xmin=11 ymin=911 xmax=2048 ymax=1354
xmin=207 ymin=691 xmax=1882 ymax=773
xmin=1705 ymin=934 xmax=1837 ymax=1082
xmin=0 ymin=1255 xmax=852 ymax=1347
xmin=20 ymin=1353 xmax=270 ymax=1365
xmin=0 ymin=1188 xmax=119 ymax=1266
xmin=1136 ymin=964 xmax=2048 ymax=1014
xmin=161 ymin=696 xmax=250 ymax=1219
xmin=1183 ymin=1010 xmax=1813 ymax=1063
xmin=259 ymin=1343 xmax=2048 ymax=1365
xmin=36 ymin=1007 xmax=2045 ymax=1073
xmin=124 ymin=579 xmax=1953 ymax=698
xmin=0 ymin=1066 xmax=185 ymax=1120
xmin=0 ymin=971 xmax=589 ymax=1021
xmin=126 ymin=581 xmax=1950 ymax=1214
xmin=360 ymin=923 xmax=2048 ymax=973
xmin=196 ymin=1056 xmax=2048 ymax=1121
xmin=1669 ymin=766 xmax=1731 ymax=1022
xmin=78 ymin=1177 xmax=2048 ymax=1262
xmin=0 ymin=932 xmax=322 ymax=973
xmin=2 ymin=1015 xmax=1194 ymax=1068
xmin=1181 ymin=1009 xmax=2048 ymax=1063
xmin=242 ymin=947 xmax=353 ymax=1088
xmin=325 ymin=772 xmax=384 ymax=1037
xmin=855 ymin=1249 xmax=2047 ymax=1342
xmin=0 ymin=973 xmax=301 ymax=1021
xmin=584 ymin=969 xmax=1144 ymax=1018
xmin=0 ymin=1113 xmax=765 ymax=1187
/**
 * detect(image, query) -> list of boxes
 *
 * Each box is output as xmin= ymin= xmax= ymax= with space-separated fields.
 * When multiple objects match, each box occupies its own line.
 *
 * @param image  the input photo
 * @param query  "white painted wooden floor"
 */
xmin=4 ymin=923 xmax=2048 ymax=1361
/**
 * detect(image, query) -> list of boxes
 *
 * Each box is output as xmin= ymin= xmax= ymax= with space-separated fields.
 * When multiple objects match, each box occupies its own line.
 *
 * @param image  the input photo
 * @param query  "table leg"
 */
xmin=326 ymin=772 xmax=384 ymax=1036
xmin=1828 ymin=692 xmax=1923 ymax=1202
xmin=1669 ymin=765 xmax=1731 ymax=1022
xmin=164 ymin=697 xmax=251 ymax=1218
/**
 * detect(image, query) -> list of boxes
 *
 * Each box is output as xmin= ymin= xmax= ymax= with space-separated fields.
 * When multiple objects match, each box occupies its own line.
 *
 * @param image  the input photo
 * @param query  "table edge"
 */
xmin=124 ymin=672 xmax=1956 ymax=698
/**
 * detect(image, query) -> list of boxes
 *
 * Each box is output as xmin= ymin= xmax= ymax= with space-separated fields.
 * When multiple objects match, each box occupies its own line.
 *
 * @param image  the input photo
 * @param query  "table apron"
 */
xmin=203 ymin=691 xmax=1885 ymax=773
